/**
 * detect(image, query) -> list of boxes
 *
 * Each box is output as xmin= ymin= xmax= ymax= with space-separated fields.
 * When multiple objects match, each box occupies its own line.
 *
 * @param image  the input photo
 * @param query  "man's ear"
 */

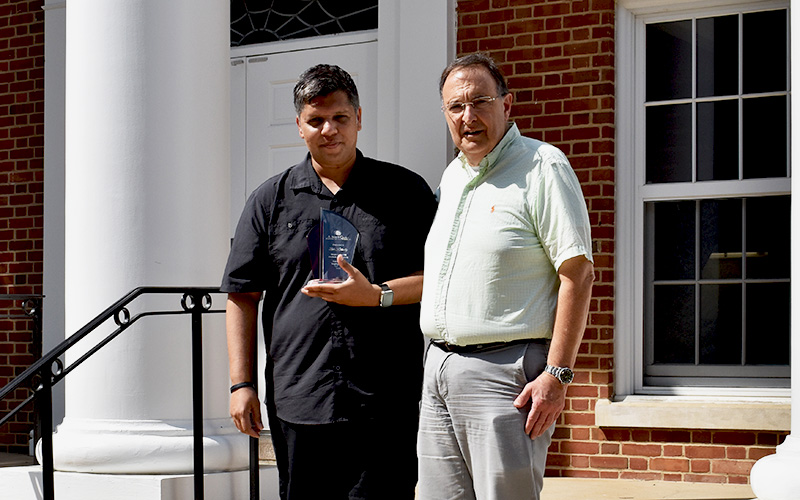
xmin=502 ymin=92 xmax=513 ymax=121
xmin=356 ymin=107 xmax=362 ymax=131
xmin=296 ymin=116 xmax=304 ymax=139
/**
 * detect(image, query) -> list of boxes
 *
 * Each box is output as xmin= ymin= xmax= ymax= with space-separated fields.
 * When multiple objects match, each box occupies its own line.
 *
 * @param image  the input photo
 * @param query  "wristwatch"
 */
xmin=544 ymin=364 xmax=575 ymax=385
xmin=379 ymin=283 xmax=394 ymax=307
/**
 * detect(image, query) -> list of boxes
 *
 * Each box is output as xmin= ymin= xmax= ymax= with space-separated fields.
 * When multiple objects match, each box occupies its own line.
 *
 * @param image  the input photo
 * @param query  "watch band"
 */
xmin=544 ymin=364 xmax=575 ymax=385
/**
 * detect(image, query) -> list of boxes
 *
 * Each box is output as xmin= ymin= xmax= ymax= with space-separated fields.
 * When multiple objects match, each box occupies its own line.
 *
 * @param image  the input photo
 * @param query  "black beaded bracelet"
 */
xmin=230 ymin=382 xmax=255 ymax=393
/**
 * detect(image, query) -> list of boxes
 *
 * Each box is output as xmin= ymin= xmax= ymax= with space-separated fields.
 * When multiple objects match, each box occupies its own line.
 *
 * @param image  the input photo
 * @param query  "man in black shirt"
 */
xmin=222 ymin=64 xmax=436 ymax=500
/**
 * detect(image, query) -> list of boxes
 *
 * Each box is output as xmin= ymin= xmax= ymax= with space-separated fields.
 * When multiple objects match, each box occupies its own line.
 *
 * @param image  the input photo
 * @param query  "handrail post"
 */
xmin=25 ymin=297 xmax=44 ymax=448
xmin=190 ymin=293 xmax=205 ymax=500
xmin=250 ymin=434 xmax=259 ymax=500
xmin=250 ymin=367 xmax=259 ymax=500
xmin=39 ymin=363 xmax=54 ymax=500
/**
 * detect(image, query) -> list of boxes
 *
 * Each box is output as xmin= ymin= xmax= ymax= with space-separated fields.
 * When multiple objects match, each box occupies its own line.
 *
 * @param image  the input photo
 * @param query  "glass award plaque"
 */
xmin=307 ymin=209 xmax=360 ymax=283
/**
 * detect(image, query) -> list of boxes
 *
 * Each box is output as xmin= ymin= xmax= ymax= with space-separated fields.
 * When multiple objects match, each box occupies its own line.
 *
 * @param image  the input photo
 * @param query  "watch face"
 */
xmin=560 ymin=368 xmax=574 ymax=384
xmin=380 ymin=286 xmax=393 ymax=307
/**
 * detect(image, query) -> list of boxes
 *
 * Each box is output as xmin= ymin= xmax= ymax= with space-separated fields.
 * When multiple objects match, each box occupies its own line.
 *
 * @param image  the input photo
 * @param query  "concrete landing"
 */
xmin=0 ymin=453 xmax=760 ymax=500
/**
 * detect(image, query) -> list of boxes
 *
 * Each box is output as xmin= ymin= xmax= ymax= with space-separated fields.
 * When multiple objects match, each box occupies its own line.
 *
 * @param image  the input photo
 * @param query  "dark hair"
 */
xmin=438 ymin=53 xmax=510 ymax=98
xmin=293 ymin=64 xmax=360 ymax=115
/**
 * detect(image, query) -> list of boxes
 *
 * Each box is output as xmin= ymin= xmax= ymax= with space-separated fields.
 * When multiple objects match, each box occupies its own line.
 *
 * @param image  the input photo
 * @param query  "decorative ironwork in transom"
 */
xmin=231 ymin=0 xmax=379 ymax=47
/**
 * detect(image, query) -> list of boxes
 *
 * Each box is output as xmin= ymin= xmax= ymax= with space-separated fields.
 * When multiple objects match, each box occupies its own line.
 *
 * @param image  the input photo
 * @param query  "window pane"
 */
xmin=746 ymin=282 xmax=790 ymax=365
xmin=743 ymin=10 xmax=787 ymax=94
xmin=697 ymin=100 xmax=739 ymax=181
xmin=653 ymin=201 xmax=695 ymax=281
xmin=746 ymin=196 xmax=790 ymax=279
xmin=700 ymin=284 xmax=741 ymax=364
xmin=697 ymin=15 xmax=738 ymax=98
xmin=742 ymin=96 xmax=787 ymax=179
xmin=646 ymin=104 xmax=692 ymax=183
xmin=653 ymin=285 xmax=695 ymax=364
xmin=700 ymin=199 xmax=742 ymax=279
xmin=646 ymin=21 xmax=692 ymax=101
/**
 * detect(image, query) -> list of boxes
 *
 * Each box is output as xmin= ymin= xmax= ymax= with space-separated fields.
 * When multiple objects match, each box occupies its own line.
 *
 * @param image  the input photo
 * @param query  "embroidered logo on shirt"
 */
xmin=491 ymin=205 xmax=495 ymax=213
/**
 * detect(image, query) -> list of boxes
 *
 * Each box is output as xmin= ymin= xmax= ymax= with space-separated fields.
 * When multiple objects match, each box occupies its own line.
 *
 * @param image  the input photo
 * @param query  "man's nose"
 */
xmin=321 ymin=120 xmax=337 ymax=135
xmin=461 ymin=103 xmax=478 ymax=122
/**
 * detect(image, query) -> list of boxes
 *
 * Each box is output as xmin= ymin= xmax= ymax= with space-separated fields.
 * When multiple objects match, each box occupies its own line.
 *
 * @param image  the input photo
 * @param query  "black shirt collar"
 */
xmin=289 ymin=150 xmax=365 ymax=196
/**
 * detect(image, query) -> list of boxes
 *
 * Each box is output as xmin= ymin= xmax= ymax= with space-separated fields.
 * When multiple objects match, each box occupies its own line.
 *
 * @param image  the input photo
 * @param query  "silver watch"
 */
xmin=379 ymin=283 xmax=394 ymax=307
xmin=544 ymin=364 xmax=574 ymax=385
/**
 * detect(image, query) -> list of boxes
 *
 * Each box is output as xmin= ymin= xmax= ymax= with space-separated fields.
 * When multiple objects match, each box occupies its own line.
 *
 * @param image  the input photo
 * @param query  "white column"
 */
xmin=749 ymin=4 xmax=800 ymax=498
xmin=51 ymin=0 xmax=246 ymax=473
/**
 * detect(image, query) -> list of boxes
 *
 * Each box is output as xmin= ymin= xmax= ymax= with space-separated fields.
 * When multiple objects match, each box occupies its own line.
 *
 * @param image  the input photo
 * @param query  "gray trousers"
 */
xmin=417 ymin=340 xmax=554 ymax=500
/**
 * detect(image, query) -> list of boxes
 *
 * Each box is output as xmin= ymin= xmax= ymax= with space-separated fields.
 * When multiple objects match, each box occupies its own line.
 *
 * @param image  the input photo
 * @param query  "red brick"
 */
xmin=685 ymin=446 xmax=725 ymax=459
xmin=650 ymin=458 xmax=690 ymax=472
xmin=590 ymin=456 xmax=628 ymax=469
xmin=651 ymin=430 xmax=692 ymax=443
xmin=621 ymin=444 xmax=661 ymax=457
xmin=712 ymin=460 xmax=754 ymax=475
xmin=600 ymin=442 xmax=618 ymax=454
xmin=457 ymin=0 xmax=491 ymax=13
xmin=712 ymin=432 xmax=756 ymax=446
xmin=560 ymin=441 xmax=599 ymax=454
xmin=749 ymin=448 xmax=775 ymax=461
xmin=726 ymin=447 xmax=746 ymax=460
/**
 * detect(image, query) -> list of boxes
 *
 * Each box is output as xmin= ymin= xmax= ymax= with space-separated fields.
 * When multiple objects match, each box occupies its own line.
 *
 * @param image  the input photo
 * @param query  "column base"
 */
xmin=0 ymin=465 xmax=279 ymax=500
xmin=750 ymin=434 xmax=800 ymax=500
xmin=44 ymin=417 xmax=249 ymax=474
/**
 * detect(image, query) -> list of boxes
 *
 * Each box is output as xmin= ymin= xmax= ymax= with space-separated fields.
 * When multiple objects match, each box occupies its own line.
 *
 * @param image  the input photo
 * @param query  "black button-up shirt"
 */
xmin=221 ymin=151 xmax=437 ymax=424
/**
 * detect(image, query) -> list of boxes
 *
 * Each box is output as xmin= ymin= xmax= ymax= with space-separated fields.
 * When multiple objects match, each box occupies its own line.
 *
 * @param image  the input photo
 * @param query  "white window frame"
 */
xmin=615 ymin=0 xmax=791 ymax=399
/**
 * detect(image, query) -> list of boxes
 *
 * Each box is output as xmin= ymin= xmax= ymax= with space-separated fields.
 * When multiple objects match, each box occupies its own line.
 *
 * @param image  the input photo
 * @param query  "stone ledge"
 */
xmin=596 ymin=396 xmax=790 ymax=431
xmin=541 ymin=477 xmax=755 ymax=500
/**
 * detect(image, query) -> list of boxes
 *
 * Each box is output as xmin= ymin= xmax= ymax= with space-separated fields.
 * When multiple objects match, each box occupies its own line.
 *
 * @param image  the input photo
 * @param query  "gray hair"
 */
xmin=439 ymin=53 xmax=510 ymax=98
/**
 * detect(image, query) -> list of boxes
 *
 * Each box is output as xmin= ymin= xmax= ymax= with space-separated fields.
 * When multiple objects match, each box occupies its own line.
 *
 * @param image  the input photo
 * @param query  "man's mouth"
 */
xmin=463 ymin=130 xmax=482 ymax=137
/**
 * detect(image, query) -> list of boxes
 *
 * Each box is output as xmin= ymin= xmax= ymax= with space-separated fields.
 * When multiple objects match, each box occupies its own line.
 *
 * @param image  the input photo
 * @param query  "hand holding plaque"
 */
xmin=307 ymin=209 xmax=360 ymax=283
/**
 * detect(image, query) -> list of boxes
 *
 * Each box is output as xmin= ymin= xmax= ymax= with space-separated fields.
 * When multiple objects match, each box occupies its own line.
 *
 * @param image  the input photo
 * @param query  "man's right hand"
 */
xmin=230 ymin=386 xmax=263 ymax=438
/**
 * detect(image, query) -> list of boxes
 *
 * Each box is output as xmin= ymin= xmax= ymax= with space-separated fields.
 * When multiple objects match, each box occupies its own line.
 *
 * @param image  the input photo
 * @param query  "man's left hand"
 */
xmin=301 ymin=255 xmax=380 ymax=306
xmin=513 ymin=372 xmax=567 ymax=439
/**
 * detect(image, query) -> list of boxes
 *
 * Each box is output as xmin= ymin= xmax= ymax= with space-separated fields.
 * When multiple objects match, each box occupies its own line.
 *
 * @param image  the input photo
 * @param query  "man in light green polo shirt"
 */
xmin=417 ymin=53 xmax=595 ymax=500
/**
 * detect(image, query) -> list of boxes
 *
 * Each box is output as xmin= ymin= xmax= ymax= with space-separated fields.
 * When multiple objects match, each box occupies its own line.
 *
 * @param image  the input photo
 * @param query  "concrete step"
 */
xmin=256 ymin=435 xmax=757 ymax=500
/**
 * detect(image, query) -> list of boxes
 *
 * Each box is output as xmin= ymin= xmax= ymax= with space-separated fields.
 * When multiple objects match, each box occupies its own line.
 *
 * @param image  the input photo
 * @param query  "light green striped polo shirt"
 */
xmin=420 ymin=124 xmax=593 ymax=345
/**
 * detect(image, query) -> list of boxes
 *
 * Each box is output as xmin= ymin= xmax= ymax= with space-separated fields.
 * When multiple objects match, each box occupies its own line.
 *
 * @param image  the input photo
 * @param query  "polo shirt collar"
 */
xmin=458 ymin=122 xmax=519 ymax=178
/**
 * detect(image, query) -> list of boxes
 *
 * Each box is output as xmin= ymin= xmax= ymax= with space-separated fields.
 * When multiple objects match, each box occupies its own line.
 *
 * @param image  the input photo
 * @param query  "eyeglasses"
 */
xmin=442 ymin=95 xmax=503 ymax=116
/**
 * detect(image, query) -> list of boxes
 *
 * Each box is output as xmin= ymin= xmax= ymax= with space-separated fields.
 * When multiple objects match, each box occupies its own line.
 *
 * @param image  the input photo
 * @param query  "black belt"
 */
xmin=431 ymin=337 xmax=547 ymax=354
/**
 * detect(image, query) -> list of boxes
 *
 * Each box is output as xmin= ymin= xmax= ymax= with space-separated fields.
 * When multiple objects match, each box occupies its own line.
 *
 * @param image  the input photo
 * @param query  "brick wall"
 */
xmin=0 ymin=0 xmax=45 ymax=454
xmin=455 ymin=0 xmax=785 ymax=484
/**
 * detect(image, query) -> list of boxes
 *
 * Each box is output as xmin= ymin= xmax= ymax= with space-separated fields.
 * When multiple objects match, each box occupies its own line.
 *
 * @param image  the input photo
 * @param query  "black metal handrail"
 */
xmin=0 ymin=287 xmax=261 ymax=500
xmin=0 ymin=294 xmax=44 ymax=451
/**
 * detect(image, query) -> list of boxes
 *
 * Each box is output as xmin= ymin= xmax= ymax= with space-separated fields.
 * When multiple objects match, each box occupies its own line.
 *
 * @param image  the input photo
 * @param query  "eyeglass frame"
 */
xmin=441 ymin=94 xmax=506 ymax=116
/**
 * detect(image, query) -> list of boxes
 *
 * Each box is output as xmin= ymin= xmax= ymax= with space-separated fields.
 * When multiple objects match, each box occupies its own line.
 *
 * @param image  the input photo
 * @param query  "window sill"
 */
xmin=595 ymin=396 xmax=790 ymax=431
